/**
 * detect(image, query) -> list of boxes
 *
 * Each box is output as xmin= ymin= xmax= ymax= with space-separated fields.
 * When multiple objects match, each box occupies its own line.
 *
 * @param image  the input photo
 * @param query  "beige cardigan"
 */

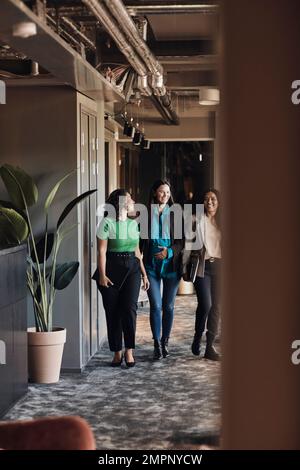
xmin=182 ymin=214 xmax=220 ymax=279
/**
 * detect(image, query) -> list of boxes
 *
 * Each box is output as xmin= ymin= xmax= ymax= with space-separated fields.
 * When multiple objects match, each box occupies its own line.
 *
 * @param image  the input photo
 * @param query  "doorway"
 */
xmin=80 ymin=106 xmax=99 ymax=364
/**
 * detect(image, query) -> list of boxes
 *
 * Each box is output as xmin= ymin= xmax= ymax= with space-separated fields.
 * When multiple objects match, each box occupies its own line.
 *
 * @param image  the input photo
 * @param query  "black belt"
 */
xmin=107 ymin=251 xmax=135 ymax=257
xmin=205 ymin=257 xmax=220 ymax=263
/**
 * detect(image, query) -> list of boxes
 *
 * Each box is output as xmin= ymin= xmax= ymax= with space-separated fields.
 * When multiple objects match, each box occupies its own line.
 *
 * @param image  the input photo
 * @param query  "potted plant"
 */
xmin=0 ymin=164 xmax=96 ymax=383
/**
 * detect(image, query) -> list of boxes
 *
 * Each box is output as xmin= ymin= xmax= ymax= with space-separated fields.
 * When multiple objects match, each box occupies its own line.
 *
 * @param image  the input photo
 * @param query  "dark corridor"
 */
xmin=138 ymin=141 xmax=214 ymax=206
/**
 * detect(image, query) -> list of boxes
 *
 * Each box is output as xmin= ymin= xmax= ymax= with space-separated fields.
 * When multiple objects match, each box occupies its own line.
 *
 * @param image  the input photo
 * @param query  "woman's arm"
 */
xmin=135 ymin=246 xmax=150 ymax=290
xmin=97 ymin=238 xmax=113 ymax=287
xmin=169 ymin=213 xmax=185 ymax=263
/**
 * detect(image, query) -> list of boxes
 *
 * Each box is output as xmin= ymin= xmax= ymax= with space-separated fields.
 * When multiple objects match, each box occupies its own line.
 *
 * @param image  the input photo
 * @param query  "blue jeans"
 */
xmin=147 ymin=274 xmax=180 ymax=341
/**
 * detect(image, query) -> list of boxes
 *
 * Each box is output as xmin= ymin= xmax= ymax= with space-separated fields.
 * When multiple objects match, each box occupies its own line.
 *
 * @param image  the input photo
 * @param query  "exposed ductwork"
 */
xmin=60 ymin=16 xmax=96 ymax=52
xmin=46 ymin=14 xmax=84 ymax=52
xmin=81 ymin=0 xmax=179 ymax=125
xmin=105 ymin=0 xmax=164 ymax=81
xmin=81 ymin=0 xmax=152 ymax=96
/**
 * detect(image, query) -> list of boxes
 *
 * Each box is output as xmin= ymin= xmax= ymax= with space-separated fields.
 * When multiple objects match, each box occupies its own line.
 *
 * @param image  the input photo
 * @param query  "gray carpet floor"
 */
xmin=4 ymin=295 xmax=221 ymax=450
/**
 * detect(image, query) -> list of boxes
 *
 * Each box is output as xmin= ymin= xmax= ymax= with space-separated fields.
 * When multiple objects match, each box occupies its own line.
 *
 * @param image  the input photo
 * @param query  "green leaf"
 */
xmin=44 ymin=170 xmax=75 ymax=213
xmin=57 ymin=189 xmax=97 ymax=229
xmin=0 ymin=199 xmax=28 ymax=228
xmin=0 ymin=164 xmax=38 ymax=210
xmin=0 ymin=199 xmax=27 ymax=218
xmin=31 ymin=233 xmax=55 ymax=264
xmin=58 ymin=223 xmax=78 ymax=242
xmin=27 ymin=255 xmax=39 ymax=281
xmin=53 ymin=262 xmax=79 ymax=290
xmin=0 ymin=204 xmax=29 ymax=249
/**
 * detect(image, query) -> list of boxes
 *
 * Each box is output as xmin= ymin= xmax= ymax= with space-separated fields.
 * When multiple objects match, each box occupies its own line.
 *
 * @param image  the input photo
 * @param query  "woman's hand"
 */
xmin=154 ymin=247 xmax=168 ymax=260
xmin=142 ymin=275 xmax=150 ymax=291
xmin=99 ymin=274 xmax=114 ymax=288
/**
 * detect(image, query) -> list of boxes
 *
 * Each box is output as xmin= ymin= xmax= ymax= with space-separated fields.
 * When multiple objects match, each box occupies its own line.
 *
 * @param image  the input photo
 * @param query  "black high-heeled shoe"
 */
xmin=124 ymin=351 xmax=135 ymax=368
xmin=111 ymin=354 xmax=123 ymax=367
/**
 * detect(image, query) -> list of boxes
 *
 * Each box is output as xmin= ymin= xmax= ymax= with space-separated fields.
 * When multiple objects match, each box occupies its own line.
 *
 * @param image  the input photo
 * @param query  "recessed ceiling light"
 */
xmin=12 ymin=22 xmax=37 ymax=38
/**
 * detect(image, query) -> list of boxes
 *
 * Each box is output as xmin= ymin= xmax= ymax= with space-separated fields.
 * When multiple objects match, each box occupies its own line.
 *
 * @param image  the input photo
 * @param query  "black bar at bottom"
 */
xmin=0 ymin=450 xmax=300 ymax=466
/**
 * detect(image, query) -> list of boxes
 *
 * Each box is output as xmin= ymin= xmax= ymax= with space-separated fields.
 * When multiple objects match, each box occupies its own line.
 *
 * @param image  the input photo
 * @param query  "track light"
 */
xmin=141 ymin=137 xmax=150 ymax=149
xmin=13 ymin=22 xmax=37 ymax=38
xmin=133 ymin=130 xmax=142 ymax=145
xmin=143 ymin=140 xmax=151 ymax=149
xmin=126 ymin=124 xmax=135 ymax=138
xmin=123 ymin=121 xmax=129 ymax=135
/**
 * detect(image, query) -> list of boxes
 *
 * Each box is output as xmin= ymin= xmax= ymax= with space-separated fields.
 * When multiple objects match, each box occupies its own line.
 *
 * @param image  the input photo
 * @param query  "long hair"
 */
xmin=147 ymin=179 xmax=174 ymax=210
xmin=104 ymin=188 xmax=129 ymax=219
xmin=202 ymin=188 xmax=221 ymax=227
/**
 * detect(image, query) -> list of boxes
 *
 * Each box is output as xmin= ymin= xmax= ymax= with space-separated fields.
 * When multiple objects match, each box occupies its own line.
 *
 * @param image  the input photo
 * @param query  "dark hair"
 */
xmin=147 ymin=179 xmax=174 ymax=209
xmin=104 ymin=188 xmax=130 ymax=219
xmin=202 ymin=188 xmax=221 ymax=227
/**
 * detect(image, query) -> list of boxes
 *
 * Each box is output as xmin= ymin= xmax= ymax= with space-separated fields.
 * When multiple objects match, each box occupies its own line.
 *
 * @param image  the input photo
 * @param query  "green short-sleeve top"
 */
xmin=96 ymin=217 xmax=139 ymax=252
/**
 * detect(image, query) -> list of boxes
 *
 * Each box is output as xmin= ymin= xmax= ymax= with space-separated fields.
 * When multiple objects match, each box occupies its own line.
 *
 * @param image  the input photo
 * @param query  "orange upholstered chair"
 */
xmin=0 ymin=416 xmax=96 ymax=450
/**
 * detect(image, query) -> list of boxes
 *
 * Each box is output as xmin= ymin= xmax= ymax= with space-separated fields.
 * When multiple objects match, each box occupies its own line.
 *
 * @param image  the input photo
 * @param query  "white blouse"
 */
xmin=203 ymin=215 xmax=221 ymax=259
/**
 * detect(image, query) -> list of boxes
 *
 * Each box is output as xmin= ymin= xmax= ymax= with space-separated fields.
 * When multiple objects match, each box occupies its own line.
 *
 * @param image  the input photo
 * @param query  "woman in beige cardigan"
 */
xmin=183 ymin=189 xmax=221 ymax=361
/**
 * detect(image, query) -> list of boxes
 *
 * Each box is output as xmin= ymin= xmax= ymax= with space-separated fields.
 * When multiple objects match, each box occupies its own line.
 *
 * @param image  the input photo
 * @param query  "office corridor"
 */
xmin=4 ymin=295 xmax=220 ymax=450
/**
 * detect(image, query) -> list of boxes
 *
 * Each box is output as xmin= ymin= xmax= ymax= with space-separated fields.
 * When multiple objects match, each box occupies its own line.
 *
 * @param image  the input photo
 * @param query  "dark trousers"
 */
xmin=194 ymin=260 xmax=221 ymax=338
xmin=98 ymin=254 xmax=141 ymax=351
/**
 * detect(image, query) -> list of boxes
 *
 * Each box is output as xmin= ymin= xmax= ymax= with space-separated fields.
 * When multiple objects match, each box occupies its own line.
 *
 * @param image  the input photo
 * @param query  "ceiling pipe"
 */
xmin=81 ymin=0 xmax=151 ymax=97
xmin=47 ymin=6 xmax=94 ymax=17
xmin=60 ymin=16 xmax=96 ymax=51
xmin=151 ymin=94 xmax=180 ymax=125
xmin=104 ymin=0 xmax=179 ymax=122
xmin=82 ymin=0 xmax=179 ymax=124
xmin=126 ymin=4 xmax=219 ymax=15
xmin=46 ymin=14 xmax=82 ymax=51
xmin=104 ymin=0 xmax=167 ymax=96
xmin=104 ymin=0 xmax=163 ymax=78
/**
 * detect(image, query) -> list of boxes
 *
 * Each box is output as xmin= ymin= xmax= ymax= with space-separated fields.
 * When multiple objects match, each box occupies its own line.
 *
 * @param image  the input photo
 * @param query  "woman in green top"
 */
xmin=96 ymin=189 xmax=149 ymax=367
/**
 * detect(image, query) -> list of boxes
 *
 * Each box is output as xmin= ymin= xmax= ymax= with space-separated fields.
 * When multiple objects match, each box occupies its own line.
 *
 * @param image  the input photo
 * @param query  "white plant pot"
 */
xmin=27 ymin=327 xmax=66 ymax=384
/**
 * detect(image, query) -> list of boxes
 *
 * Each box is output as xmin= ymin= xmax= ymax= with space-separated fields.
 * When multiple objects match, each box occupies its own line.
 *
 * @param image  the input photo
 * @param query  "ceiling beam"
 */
xmin=124 ymin=1 xmax=219 ymax=15
xmin=149 ymin=40 xmax=215 ymax=56
xmin=0 ymin=0 xmax=123 ymax=102
xmin=99 ymin=40 xmax=216 ymax=66
xmin=166 ymin=70 xmax=218 ymax=88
